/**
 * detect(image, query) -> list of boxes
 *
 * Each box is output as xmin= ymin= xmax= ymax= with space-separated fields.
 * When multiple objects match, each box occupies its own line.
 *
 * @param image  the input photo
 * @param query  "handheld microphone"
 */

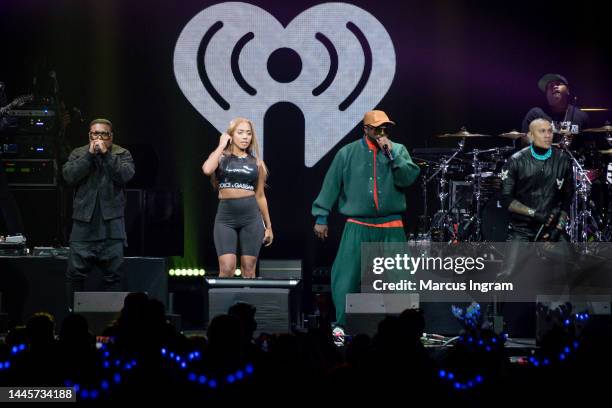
xmin=382 ymin=143 xmax=394 ymax=160
xmin=94 ymin=144 xmax=101 ymax=154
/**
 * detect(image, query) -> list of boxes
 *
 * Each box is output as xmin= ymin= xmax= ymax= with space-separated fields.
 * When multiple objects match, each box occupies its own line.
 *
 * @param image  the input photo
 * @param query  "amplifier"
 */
xmin=1 ymin=158 xmax=57 ymax=186
xmin=0 ymin=242 xmax=28 ymax=256
xmin=1 ymin=133 xmax=55 ymax=158
xmin=6 ymin=109 xmax=56 ymax=117
xmin=4 ymin=109 xmax=56 ymax=134
xmin=0 ymin=142 xmax=55 ymax=158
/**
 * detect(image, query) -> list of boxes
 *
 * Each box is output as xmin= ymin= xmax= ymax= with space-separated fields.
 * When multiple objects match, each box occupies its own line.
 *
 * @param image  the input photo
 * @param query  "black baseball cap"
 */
xmin=538 ymin=73 xmax=569 ymax=92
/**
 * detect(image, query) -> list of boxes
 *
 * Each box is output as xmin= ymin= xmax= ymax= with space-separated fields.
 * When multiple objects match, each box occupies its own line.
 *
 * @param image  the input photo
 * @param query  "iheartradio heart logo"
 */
xmin=174 ymin=2 xmax=396 ymax=167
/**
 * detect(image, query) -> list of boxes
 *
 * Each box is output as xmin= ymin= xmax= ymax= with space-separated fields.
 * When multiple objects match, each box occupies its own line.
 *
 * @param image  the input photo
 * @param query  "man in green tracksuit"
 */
xmin=312 ymin=110 xmax=420 ymax=329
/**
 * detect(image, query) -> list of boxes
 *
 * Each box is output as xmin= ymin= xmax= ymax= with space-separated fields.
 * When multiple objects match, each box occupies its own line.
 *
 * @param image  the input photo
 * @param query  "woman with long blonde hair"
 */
xmin=202 ymin=118 xmax=273 ymax=278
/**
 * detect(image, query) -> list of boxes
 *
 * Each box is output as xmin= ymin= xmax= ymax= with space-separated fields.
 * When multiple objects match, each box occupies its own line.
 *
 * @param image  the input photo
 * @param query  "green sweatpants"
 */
xmin=331 ymin=219 xmax=406 ymax=325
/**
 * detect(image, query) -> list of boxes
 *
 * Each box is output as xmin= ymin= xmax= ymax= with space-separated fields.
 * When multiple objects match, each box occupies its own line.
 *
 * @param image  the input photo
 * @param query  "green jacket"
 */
xmin=312 ymin=137 xmax=420 ymax=224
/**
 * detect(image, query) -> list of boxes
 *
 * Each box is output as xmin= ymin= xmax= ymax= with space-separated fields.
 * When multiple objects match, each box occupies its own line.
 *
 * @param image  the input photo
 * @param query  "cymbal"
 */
xmin=437 ymin=129 xmax=491 ymax=138
xmin=599 ymin=149 xmax=612 ymax=155
xmin=583 ymin=125 xmax=612 ymax=133
xmin=498 ymin=131 xmax=527 ymax=140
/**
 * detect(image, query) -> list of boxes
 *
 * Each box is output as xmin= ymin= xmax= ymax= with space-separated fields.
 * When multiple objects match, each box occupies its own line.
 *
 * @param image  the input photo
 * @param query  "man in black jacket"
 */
xmin=501 ymin=118 xmax=574 ymax=242
xmin=522 ymin=74 xmax=589 ymax=134
xmin=63 ymin=118 xmax=135 ymax=310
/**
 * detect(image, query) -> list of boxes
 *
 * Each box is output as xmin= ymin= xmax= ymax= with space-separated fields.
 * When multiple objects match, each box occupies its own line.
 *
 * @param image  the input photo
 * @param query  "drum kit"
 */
xmin=412 ymin=124 xmax=612 ymax=243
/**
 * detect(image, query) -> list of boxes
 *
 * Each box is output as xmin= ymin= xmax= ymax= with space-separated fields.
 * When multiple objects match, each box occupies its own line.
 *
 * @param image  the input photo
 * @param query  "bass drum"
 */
xmin=481 ymin=195 xmax=510 ymax=242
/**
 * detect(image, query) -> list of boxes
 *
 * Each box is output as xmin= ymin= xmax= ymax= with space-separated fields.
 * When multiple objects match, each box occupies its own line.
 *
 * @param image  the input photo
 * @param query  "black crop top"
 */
xmin=216 ymin=154 xmax=259 ymax=191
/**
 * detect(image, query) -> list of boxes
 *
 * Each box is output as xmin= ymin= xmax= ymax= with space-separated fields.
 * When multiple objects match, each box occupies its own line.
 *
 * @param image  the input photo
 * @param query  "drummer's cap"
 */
xmin=538 ymin=73 xmax=569 ymax=92
xmin=363 ymin=110 xmax=395 ymax=127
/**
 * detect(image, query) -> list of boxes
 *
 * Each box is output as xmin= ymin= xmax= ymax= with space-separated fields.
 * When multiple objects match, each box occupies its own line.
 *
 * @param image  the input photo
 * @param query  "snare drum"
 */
xmin=467 ymin=171 xmax=502 ymax=199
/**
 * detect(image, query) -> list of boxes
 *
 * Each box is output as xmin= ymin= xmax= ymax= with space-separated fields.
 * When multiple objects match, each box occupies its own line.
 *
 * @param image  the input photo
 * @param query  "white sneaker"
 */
xmin=332 ymin=325 xmax=345 ymax=347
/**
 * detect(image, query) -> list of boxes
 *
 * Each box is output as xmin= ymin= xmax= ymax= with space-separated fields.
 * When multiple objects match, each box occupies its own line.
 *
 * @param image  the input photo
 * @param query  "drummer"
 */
xmin=521 ymin=73 xmax=589 ymax=147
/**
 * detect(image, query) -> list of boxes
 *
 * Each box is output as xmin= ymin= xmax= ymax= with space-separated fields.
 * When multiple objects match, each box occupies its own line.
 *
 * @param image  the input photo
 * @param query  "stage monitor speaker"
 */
xmin=73 ymin=291 xmax=130 ymax=335
xmin=345 ymin=293 xmax=420 ymax=336
xmin=208 ymin=288 xmax=292 ymax=335
xmin=258 ymin=259 xmax=303 ymax=279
